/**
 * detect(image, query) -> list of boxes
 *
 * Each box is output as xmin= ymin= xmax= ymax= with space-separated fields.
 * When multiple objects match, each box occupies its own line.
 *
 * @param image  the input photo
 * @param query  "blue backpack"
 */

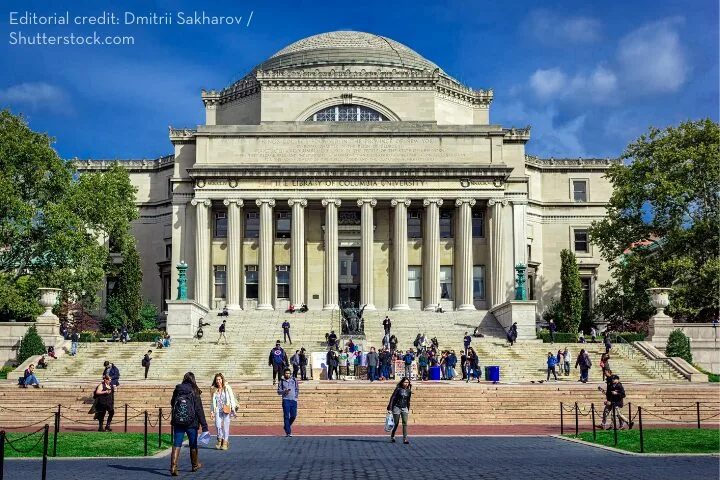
xmin=271 ymin=348 xmax=285 ymax=364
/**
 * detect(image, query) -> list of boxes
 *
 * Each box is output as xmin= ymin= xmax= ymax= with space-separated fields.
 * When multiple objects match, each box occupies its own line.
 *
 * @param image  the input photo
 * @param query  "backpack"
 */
xmin=141 ymin=356 xmax=148 ymax=367
xmin=172 ymin=392 xmax=196 ymax=426
xmin=586 ymin=356 xmax=592 ymax=368
xmin=271 ymin=348 xmax=285 ymax=364
xmin=413 ymin=338 xmax=419 ymax=347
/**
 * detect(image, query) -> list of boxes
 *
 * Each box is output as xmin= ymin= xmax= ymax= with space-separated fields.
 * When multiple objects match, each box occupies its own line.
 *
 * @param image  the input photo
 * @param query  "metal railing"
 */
xmin=607 ymin=334 xmax=680 ymax=380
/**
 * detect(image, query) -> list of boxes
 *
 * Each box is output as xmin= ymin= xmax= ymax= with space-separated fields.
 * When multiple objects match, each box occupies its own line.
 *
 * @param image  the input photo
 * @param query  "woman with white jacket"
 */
xmin=210 ymin=372 xmax=238 ymax=450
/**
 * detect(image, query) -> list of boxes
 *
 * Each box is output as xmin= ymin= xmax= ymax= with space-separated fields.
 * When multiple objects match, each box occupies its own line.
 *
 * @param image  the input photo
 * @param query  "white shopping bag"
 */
xmin=198 ymin=430 xmax=211 ymax=446
xmin=384 ymin=412 xmax=395 ymax=432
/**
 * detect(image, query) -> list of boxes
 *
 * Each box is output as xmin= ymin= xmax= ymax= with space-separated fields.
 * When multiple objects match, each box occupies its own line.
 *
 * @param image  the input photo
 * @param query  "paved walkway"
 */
xmin=5 ymin=436 xmax=719 ymax=479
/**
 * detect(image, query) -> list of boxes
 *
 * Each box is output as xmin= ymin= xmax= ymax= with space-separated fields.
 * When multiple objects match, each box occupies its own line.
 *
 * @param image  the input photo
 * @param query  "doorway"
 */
xmin=338 ymin=248 xmax=360 ymax=306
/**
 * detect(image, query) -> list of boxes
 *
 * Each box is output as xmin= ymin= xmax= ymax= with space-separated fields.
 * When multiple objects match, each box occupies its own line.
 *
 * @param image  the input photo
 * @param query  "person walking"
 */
xmin=299 ymin=348 xmax=308 ymax=381
xmin=590 ymin=327 xmax=597 ymax=343
xmin=546 ymin=352 xmax=559 ymax=381
xmin=210 ymin=373 xmax=237 ymax=450
xmin=389 ymin=334 xmax=398 ymax=355
xmin=575 ymin=349 xmax=591 ymax=383
xmin=563 ymin=347 xmax=571 ymax=376
xmin=507 ymin=322 xmax=518 ymax=346
xmin=278 ymin=368 xmax=299 ymax=437
xmin=604 ymin=334 xmax=612 ymax=354
xmin=387 ymin=377 xmax=412 ymax=444
xmin=282 ymin=320 xmax=292 ymax=344
xmin=93 ymin=374 xmax=115 ymax=431
xmin=217 ymin=319 xmax=227 ymax=345
xmin=326 ymin=349 xmax=339 ymax=380
xmin=71 ymin=330 xmax=80 ymax=356
xmin=598 ymin=374 xmax=633 ymax=430
xmin=367 ymin=347 xmax=379 ymax=382
xmin=170 ymin=372 xmax=209 ymax=476
xmin=548 ymin=320 xmax=556 ymax=343
xmin=142 ymin=350 xmax=152 ymax=379
xmin=290 ymin=350 xmax=300 ymax=379
xmin=383 ymin=316 xmax=391 ymax=335
xmin=380 ymin=347 xmax=392 ymax=380
xmin=268 ymin=341 xmax=288 ymax=385
xmin=103 ymin=361 xmax=120 ymax=388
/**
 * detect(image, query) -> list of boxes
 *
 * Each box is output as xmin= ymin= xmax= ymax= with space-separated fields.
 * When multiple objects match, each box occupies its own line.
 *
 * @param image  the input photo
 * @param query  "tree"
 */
xmin=18 ymin=325 xmax=46 ymax=364
xmin=591 ymin=119 xmax=720 ymax=325
xmin=138 ymin=302 xmax=159 ymax=330
xmin=0 ymin=110 xmax=138 ymax=318
xmin=666 ymin=329 xmax=692 ymax=364
xmin=107 ymin=245 xmax=143 ymax=331
xmin=560 ymin=249 xmax=583 ymax=334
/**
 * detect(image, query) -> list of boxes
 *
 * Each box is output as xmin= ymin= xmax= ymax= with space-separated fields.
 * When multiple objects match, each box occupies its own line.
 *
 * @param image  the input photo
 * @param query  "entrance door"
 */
xmin=338 ymin=248 xmax=360 ymax=306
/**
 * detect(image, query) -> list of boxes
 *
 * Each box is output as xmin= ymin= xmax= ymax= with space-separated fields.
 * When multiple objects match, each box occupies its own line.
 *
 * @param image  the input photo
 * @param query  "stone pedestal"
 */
xmin=166 ymin=300 xmax=209 ymax=339
xmin=490 ymin=300 xmax=538 ymax=340
xmin=35 ymin=288 xmax=64 ymax=347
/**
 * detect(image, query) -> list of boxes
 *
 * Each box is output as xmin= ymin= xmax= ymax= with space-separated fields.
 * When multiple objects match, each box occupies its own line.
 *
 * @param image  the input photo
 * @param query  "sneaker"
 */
xmin=286 ymin=434 xmax=292 ymax=437
xmin=104 ymin=426 xmax=112 ymax=432
xmin=390 ymin=437 xmax=396 ymax=443
xmin=629 ymin=421 xmax=635 ymax=430
xmin=403 ymin=439 xmax=409 ymax=445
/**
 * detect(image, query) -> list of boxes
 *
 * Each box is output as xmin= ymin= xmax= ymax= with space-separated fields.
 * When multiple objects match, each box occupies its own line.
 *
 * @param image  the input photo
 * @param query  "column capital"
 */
xmin=321 ymin=198 xmax=342 ymax=207
xmin=288 ymin=198 xmax=308 ymax=208
xmin=391 ymin=198 xmax=411 ymax=207
xmin=223 ymin=199 xmax=244 ymax=207
xmin=255 ymin=198 xmax=276 ymax=207
xmin=455 ymin=198 xmax=477 ymax=207
xmin=357 ymin=198 xmax=377 ymax=207
xmin=423 ymin=198 xmax=444 ymax=207
xmin=190 ymin=198 xmax=211 ymax=207
xmin=488 ymin=198 xmax=509 ymax=207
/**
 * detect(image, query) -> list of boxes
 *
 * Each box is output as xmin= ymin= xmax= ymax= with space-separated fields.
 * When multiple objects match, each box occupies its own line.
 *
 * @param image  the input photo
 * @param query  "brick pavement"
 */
xmin=4 ymin=436 xmax=719 ymax=480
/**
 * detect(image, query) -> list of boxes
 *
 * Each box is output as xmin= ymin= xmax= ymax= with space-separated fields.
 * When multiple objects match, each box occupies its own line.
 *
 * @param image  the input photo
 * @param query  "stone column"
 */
xmin=223 ymin=199 xmax=243 ymax=310
xmin=455 ymin=198 xmax=476 ymax=310
xmin=191 ymin=198 xmax=211 ymax=308
xmin=391 ymin=199 xmax=411 ymax=310
xmin=357 ymin=199 xmax=377 ymax=310
xmin=288 ymin=199 xmax=307 ymax=307
xmin=423 ymin=198 xmax=443 ymax=311
xmin=256 ymin=199 xmax=275 ymax=310
xmin=322 ymin=198 xmax=341 ymax=310
xmin=488 ymin=198 xmax=509 ymax=307
xmin=512 ymin=200 xmax=528 ymax=268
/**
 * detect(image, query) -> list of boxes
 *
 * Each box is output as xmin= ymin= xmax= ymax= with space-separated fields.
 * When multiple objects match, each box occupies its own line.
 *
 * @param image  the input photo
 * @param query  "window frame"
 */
xmin=307 ymin=104 xmax=386 ymax=122
xmin=440 ymin=266 xmax=453 ymax=300
xmin=571 ymin=227 xmax=591 ymax=255
xmin=570 ymin=178 xmax=589 ymax=202
xmin=213 ymin=265 xmax=227 ymax=299
xmin=408 ymin=266 xmax=422 ymax=299
xmin=245 ymin=211 xmax=260 ymax=239
xmin=214 ymin=210 xmax=227 ymax=238
xmin=276 ymin=265 xmax=290 ymax=299
xmin=439 ymin=209 xmax=454 ymax=239
xmin=471 ymin=209 xmax=485 ymax=238
xmin=245 ymin=265 xmax=259 ymax=299
xmin=472 ymin=265 xmax=486 ymax=301
xmin=275 ymin=210 xmax=291 ymax=239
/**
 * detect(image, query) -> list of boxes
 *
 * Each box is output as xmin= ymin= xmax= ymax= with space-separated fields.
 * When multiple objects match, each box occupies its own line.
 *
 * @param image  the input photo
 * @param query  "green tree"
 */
xmin=666 ymin=329 xmax=693 ymax=364
xmin=18 ymin=325 xmax=46 ymax=364
xmin=560 ymin=249 xmax=583 ymax=334
xmin=0 ymin=110 xmax=138 ymax=317
xmin=108 ymin=246 xmax=143 ymax=331
xmin=590 ymin=119 xmax=720 ymax=325
xmin=138 ymin=302 xmax=159 ymax=330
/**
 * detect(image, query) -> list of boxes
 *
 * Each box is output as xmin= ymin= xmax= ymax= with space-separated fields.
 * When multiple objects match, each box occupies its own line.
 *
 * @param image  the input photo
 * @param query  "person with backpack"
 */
xmin=604 ymin=334 xmax=612 ymax=354
xmin=210 ymin=372 xmax=237 ymax=450
xmin=403 ymin=350 xmax=414 ymax=379
xmin=170 ymin=372 xmax=208 ymax=476
xmin=268 ymin=341 xmax=288 ymax=385
xmin=387 ymin=376 xmax=412 ymax=444
xmin=142 ymin=350 xmax=152 ymax=379
xmin=298 ymin=348 xmax=308 ymax=381
xmin=575 ymin=348 xmax=591 ymax=383
xmin=290 ymin=350 xmax=300 ymax=379
xmin=278 ymin=368 xmax=299 ymax=437
xmin=217 ymin=319 xmax=227 ymax=345
xmin=417 ymin=350 xmax=429 ymax=381
xmin=507 ymin=323 xmax=518 ymax=346
xmin=389 ymin=334 xmax=398 ymax=354
xmin=103 ymin=361 xmax=120 ymax=387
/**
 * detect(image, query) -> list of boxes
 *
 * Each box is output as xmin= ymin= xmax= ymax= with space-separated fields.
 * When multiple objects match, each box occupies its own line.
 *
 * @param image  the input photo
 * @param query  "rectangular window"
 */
xmin=276 ymin=265 xmax=290 ymax=299
xmin=574 ymin=229 xmax=589 ymax=253
xmin=245 ymin=265 xmax=258 ymax=299
xmin=472 ymin=210 xmax=484 ymax=238
xmin=440 ymin=210 xmax=453 ymax=238
xmin=407 ymin=210 xmax=422 ymax=238
xmin=573 ymin=180 xmax=588 ymax=202
xmin=214 ymin=211 xmax=227 ymax=238
xmin=276 ymin=211 xmax=291 ymax=239
xmin=581 ymin=277 xmax=591 ymax=310
xmin=408 ymin=266 xmax=422 ymax=298
xmin=165 ymin=244 xmax=172 ymax=260
xmin=527 ymin=244 xmax=532 ymax=262
xmin=528 ymin=274 xmax=535 ymax=300
xmin=214 ymin=265 xmax=227 ymax=299
xmin=472 ymin=266 xmax=485 ymax=300
xmin=440 ymin=266 xmax=453 ymax=300
xmin=245 ymin=212 xmax=259 ymax=238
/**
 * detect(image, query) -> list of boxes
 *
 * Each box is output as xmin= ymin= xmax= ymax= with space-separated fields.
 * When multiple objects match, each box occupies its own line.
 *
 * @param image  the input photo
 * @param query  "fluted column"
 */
xmin=256 ymin=199 xmax=275 ymax=310
xmin=288 ymin=199 xmax=307 ymax=307
xmin=357 ymin=199 xmax=377 ymax=310
xmin=191 ymin=198 xmax=211 ymax=308
xmin=170 ymin=202 xmax=187 ymax=301
xmin=512 ymin=200 xmax=528 ymax=268
xmin=223 ymin=199 xmax=243 ymax=310
xmin=455 ymin=198 xmax=476 ymax=310
xmin=391 ymin=199 xmax=411 ymax=310
xmin=489 ymin=198 xmax=509 ymax=307
xmin=322 ymin=198 xmax=341 ymax=310
xmin=423 ymin=198 xmax=443 ymax=311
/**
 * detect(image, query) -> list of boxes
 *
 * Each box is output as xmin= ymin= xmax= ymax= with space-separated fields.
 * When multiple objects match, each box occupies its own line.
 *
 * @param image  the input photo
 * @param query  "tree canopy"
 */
xmin=0 ymin=109 xmax=139 ymax=320
xmin=590 ymin=119 xmax=720 ymax=328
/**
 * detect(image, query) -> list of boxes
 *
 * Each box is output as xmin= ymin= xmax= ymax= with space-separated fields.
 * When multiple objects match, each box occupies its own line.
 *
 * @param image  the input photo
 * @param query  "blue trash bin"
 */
xmin=429 ymin=365 xmax=441 ymax=380
xmin=486 ymin=366 xmax=500 ymax=383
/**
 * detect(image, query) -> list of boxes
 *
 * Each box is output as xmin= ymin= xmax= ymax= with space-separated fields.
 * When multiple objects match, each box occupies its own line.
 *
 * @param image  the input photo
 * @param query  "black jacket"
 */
xmin=607 ymin=381 xmax=626 ymax=406
xmin=326 ymin=351 xmax=338 ymax=366
xmin=387 ymin=387 xmax=412 ymax=411
xmin=170 ymin=382 xmax=209 ymax=431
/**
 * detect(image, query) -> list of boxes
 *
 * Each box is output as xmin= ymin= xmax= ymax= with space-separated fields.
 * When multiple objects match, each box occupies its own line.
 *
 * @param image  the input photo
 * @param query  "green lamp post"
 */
xmin=176 ymin=261 xmax=188 ymax=300
xmin=515 ymin=264 xmax=527 ymax=300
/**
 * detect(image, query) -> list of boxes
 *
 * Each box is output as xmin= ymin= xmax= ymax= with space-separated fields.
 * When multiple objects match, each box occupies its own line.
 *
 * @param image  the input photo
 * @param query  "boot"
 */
xmin=215 ymin=438 xmax=222 ymax=449
xmin=222 ymin=438 xmax=229 ymax=450
xmin=190 ymin=448 xmax=202 ymax=472
xmin=170 ymin=447 xmax=180 ymax=476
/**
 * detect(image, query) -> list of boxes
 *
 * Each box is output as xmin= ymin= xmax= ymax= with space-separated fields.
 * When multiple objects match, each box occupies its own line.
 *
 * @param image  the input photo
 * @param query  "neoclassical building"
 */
xmin=79 ymin=31 xmax=615 ymax=318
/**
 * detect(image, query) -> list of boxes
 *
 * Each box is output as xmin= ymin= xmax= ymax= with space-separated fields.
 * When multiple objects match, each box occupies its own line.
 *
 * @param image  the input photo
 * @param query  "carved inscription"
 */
xmin=269 ymin=178 xmax=427 ymax=188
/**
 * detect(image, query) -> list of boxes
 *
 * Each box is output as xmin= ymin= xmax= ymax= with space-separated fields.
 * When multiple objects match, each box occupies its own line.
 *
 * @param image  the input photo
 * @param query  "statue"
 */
xmin=341 ymin=302 xmax=366 ymax=335
xmin=176 ymin=261 xmax=188 ymax=300
xmin=514 ymin=264 xmax=527 ymax=300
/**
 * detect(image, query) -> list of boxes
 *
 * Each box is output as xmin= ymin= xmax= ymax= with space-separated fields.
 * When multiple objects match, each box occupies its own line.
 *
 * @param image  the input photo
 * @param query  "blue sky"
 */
xmin=1 ymin=0 xmax=718 ymax=160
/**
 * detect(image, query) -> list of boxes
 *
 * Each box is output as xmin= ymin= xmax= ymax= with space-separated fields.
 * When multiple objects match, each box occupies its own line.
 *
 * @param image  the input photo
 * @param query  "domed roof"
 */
xmin=256 ymin=31 xmax=443 ymax=73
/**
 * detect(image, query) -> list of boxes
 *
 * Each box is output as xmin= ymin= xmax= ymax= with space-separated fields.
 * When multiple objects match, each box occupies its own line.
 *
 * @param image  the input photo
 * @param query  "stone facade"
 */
xmin=77 ymin=31 xmax=617 ymax=321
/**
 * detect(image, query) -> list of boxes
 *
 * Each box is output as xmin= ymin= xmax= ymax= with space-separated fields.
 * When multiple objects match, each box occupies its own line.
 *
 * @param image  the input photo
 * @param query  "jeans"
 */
xmin=601 ymin=403 xmax=629 ymax=428
xmin=580 ymin=368 xmax=589 ymax=382
xmin=391 ymin=406 xmax=409 ymax=439
xmin=419 ymin=365 xmax=428 ymax=380
xmin=272 ymin=363 xmax=284 ymax=383
xmin=368 ymin=365 xmax=377 ymax=381
xmin=404 ymin=364 xmax=412 ymax=378
xmin=214 ymin=411 xmax=231 ymax=440
xmin=381 ymin=364 xmax=390 ymax=379
xmin=284 ymin=331 xmax=292 ymax=343
xmin=299 ymin=365 xmax=307 ymax=381
xmin=24 ymin=373 xmax=39 ymax=386
xmin=564 ymin=362 xmax=570 ymax=375
xmin=282 ymin=399 xmax=297 ymax=435
xmin=173 ymin=425 xmax=198 ymax=448
xmin=447 ymin=366 xmax=455 ymax=380
xmin=328 ymin=365 xmax=338 ymax=380
xmin=550 ymin=331 xmax=555 ymax=342
xmin=71 ymin=341 xmax=78 ymax=355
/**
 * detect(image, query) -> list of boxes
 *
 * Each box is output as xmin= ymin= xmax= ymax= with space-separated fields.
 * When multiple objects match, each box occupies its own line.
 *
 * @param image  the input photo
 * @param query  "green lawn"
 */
xmin=568 ymin=428 xmax=720 ymax=454
xmin=4 ymin=432 xmax=173 ymax=458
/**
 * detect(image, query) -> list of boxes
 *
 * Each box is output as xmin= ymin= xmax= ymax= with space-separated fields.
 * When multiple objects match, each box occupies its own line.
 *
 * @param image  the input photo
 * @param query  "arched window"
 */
xmin=307 ymin=104 xmax=386 ymax=122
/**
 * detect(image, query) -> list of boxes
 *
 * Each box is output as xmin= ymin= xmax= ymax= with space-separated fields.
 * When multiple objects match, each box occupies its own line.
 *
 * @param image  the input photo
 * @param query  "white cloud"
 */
xmin=617 ymin=17 xmax=688 ymax=93
xmin=529 ymin=65 xmax=618 ymax=103
xmin=529 ymin=68 xmax=567 ymax=99
xmin=0 ymin=82 xmax=72 ymax=113
xmin=524 ymin=9 xmax=602 ymax=45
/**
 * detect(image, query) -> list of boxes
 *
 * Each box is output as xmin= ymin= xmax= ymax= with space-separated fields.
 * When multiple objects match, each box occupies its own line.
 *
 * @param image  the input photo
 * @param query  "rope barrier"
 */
xmin=640 ymin=409 xmax=701 ymax=423
xmin=59 ymin=413 xmax=100 ymax=426
xmin=0 ymin=415 xmax=55 ymax=430
xmin=4 ymin=426 xmax=46 ymax=454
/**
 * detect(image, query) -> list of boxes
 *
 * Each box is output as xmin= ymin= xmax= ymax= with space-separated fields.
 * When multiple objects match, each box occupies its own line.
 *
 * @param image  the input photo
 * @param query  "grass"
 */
xmin=4 ymin=432 xmax=173 ymax=458
xmin=694 ymin=365 xmax=720 ymax=382
xmin=567 ymin=428 xmax=720 ymax=454
xmin=0 ymin=365 xmax=15 ymax=380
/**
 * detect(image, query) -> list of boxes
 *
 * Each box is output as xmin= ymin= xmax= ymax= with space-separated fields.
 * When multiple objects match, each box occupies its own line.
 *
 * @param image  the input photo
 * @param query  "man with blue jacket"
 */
xmin=268 ymin=341 xmax=288 ymax=385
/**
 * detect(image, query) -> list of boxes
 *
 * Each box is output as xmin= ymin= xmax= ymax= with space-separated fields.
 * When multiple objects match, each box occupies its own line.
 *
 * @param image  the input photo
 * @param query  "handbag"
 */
xmin=222 ymin=404 xmax=232 ymax=415
xmin=384 ymin=412 xmax=395 ymax=432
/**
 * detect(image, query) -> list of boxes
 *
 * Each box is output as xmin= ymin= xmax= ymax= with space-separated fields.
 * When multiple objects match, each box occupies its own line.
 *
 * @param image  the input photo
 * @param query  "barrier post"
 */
xmin=124 ymin=404 xmax=128 ymax=433
xmin=696 ymin=402 xmax=701 ymax=429
xmin=591 ymin=403 xmax=596 ymax=440
xmin=627 ymin=402 xmax=631 ymax=425
xmin=144 ymin=411 xmax=148 ymax=456
xmin=41 ymin=424 xmax=49 ymax=480
xmin=158 ymin=408 xmax=163 ymax=448
xmin=1 ymin=430 xmax=5 ymax=480
xmin=560 ymin=402 xmax=564 ymax=435
xmin=574 ymin=402 xmax=579 ymax=437
xmin=638 ymin=406 xmax=644 ymax=453
xmin=612 ymin=406 xmax=618 ymax=446
xmin=53 ymin=410 xmax=59 ymax=457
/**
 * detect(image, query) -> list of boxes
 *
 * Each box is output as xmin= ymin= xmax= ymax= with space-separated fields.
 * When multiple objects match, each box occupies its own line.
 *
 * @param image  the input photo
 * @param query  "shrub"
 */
xmin=18 ymin=325 xmax=46 ymax=364
xmin=537 ymin=330 xmax=579 ymax=343
xmin=131 ymin=329 xmax=165 ymax=342
xmin=138 ymin=302 xmax=159 ymax=331
xmin=79 ymin=331 xmax=99 ymax=342
xmin=666 ymin=329 xmax=692 ymax=363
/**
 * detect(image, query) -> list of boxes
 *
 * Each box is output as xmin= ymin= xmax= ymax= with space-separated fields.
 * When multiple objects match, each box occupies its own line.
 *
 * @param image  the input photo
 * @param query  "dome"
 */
xmin=256 ymin=31 xmax=444 ymax=73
